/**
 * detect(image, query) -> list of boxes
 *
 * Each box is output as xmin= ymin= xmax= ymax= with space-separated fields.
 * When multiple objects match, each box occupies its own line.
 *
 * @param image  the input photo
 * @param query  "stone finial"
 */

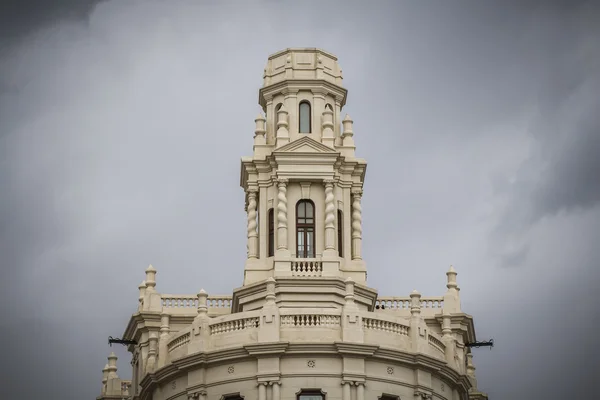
xmin=322 ymin=106 xmax=335 ymax=147
xmin=107 ymin=352 xmax=118 ymax=379
xmin=342 ymin=114 xmax=354 ymax=138
xmin=138 ymin=280 xmax=146 ymax=306
xmin=101 ymin=364 xmax=109 ymax=394
xmin=275 ymin=104 xmax=290 ymax=147
xmin=410 ymin=290 xmax=421 ymax=313
xmin=446 ymin=265 xmax=458 ymax=290
xmin=145 ymin=265 xmax=157 ymax=291
xmin=197 ymin=288 xmax=208 ymax=315
xmin=345 ymin=277 xmax=355 ymax=296
xmin=266 ymin=277 xmax=276 ymax=303
xmin=254 ymin=112 xmax=266 ymax=140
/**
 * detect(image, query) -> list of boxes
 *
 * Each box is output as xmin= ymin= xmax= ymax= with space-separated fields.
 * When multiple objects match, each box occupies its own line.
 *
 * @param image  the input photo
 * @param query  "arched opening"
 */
xmin=268 ymin=208 xmax=275 ymax=257
xmin=296 ymin=200 xmax=315 ymax=258
xmin=337 ymin=209 xmax=343 ymax=257
xmin=299 ymin=101 xmax=311 ymax=133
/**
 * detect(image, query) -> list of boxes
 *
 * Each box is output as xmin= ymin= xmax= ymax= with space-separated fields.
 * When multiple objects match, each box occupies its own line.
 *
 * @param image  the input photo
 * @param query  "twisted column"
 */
xmin=246 ymin=189 xmax=258 ymax=259
xmin=277 ymin=179 xmax=288 ymax=250
xmin=351 ymin=191 xmax=363 ymax=260
xmin=324 ymin=180 xmax=336 ymax=250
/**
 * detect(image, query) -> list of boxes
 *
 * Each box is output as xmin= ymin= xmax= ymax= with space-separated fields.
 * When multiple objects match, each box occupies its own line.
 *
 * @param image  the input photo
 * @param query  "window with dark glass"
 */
xmin=299 ymin=101 xmax=311 ymax=133
xmin=296 ymin=200 xmax=315 ymax=258
xmin=378 ymin=395 xmax=399 ymax=400
xmin=268 ymin=208 xmax=274 ymax=257
xmin=221 ymin=394 xmax=244 ymax=400
xmin=337 ymin=209 xmax=343 ymax=257
xmin=297 ymin=389 xmax=325 ymax=400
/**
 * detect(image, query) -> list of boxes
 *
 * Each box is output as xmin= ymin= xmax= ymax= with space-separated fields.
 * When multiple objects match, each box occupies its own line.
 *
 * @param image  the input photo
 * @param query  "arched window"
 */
xmin=297 ymin=389 xmax=325 ymax=400
xmin=268 ymin=208 xmax=275 ymax=257
xmin=299 ymin=101 xmax=311 ymax=133
xmin=337 ymin=209 xmax=343 ymax=257
xmin=325 ymin=103 xmax=333 ymax=111
xmin=296 ymin=200 xmax=315 ymax=258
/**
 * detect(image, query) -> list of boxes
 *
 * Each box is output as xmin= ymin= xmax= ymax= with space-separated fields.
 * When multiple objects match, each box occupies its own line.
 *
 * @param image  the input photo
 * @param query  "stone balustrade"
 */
xmin=375 ymin=296 xmax=444 ymax=315
xmin=290 ymin=259 xmax=323 ymax=276
xmin=161 ymin=294 xmax=232 ymax=316
xmin=162 ymin=308 xmax=446 ymax=367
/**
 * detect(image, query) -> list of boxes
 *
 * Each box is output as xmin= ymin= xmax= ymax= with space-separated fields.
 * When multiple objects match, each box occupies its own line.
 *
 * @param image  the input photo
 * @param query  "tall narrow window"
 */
xmin=296 ymin=200 xmax=315 ymax=258
xmin=299 ymin=101 xmax=311 ymax=133
xmin=337 ymin=210 xmax=343 ymax=257
xmin=268 ymin=208 xmax=274 ymax=257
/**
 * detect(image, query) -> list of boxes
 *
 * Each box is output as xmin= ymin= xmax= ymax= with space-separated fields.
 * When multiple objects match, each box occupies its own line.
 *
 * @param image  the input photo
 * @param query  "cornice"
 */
xmin=123 ymin=311 xmax=162 ymax=343
xmin=286 ymin=343 xmax=338 ymax=354
xmin=245 ymin=342 xmax=290 ymax=356
xmin=335 ymin=342 xmax=379 ymax=356
xmin=259 ymin=79 xmax=348 ymax=108
xmin=142 ymin=340 xmax=473 ymax=396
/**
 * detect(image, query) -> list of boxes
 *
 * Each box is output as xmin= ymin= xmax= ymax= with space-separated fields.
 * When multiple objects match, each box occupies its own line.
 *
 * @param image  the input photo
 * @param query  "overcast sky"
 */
xmin=1 ymin=1 xmax=599 ymax=399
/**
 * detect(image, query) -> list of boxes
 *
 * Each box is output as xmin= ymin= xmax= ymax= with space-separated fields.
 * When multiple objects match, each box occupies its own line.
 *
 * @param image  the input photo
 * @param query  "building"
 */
xmin=96 ymin=48 xmax=489 ymax=400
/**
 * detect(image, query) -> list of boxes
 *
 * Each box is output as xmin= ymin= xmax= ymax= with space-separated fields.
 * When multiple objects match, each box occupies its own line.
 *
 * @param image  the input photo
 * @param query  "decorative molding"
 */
xmin=300 ymin=183 xmax=311 ymax=199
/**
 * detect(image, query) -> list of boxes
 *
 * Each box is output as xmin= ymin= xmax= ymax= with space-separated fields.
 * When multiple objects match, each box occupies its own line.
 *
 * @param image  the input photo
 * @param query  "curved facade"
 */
xmin=96 ymin=48 xmax=489 ymax=400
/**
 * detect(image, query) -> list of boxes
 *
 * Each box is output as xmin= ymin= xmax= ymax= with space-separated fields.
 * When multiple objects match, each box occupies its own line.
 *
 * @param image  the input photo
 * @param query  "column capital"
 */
xmin=351 ymin=189 xmax=363 ymax=197
xmin=323 ymin=179 xmax=336 ymax=186
xmin=277 ymin=178 xmax=289 ymax=185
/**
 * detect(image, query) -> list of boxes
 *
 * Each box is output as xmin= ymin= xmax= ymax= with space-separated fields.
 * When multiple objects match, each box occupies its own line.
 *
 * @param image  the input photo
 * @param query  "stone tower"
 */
xmin=241 ymin=48 xmax=366 ymax=287
xmin=95 ymin=48 xmax=489 ymax=400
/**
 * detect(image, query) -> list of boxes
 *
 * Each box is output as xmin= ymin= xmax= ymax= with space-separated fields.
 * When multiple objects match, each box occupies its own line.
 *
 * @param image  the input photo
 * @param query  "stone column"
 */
xmin=324 ymin=179 xmax=336 ymax=252
xmin=247 ymin=189 xmax=259 ymax=259
xmin=342 ymin=382 xmax=351 ymax=400
xmin=351 ymin=191 xmax=363 ymax=260
xmin=276 ymin=179 xmax=288 ymax=251
xmin=146 ymin=332 xmax=158 ymax=373
xmin=158 ymin=313 xmax=170 ymax=368
xmin=272 ymin=382 xmax=281 ymax=400
xmin=441 ymin=309 xmax=456 ymax=368
xmin=284 ymin=90 xmax=298 ymax=137
xmin=356 ymin=383 xmax=365 ymax=400
xmin=258 ymin=382 xmax=267 ymax=400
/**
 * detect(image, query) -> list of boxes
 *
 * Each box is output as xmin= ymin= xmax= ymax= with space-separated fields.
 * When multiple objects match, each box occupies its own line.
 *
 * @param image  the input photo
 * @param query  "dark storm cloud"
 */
xmin=0 ymin=1 xmax=598 ymax=400
xmin=0 ymin=0 xmax=102 ymax=42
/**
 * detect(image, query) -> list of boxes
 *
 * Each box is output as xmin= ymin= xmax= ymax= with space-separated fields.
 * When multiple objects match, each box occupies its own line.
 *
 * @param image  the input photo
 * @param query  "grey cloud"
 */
xmin=0 ymin=1 xmax=599 ymax=399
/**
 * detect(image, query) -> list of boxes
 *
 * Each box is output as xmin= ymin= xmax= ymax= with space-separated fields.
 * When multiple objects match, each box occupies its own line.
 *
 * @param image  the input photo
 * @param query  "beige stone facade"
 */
xmin=96 ymin=48 xmax=488 ymax=400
